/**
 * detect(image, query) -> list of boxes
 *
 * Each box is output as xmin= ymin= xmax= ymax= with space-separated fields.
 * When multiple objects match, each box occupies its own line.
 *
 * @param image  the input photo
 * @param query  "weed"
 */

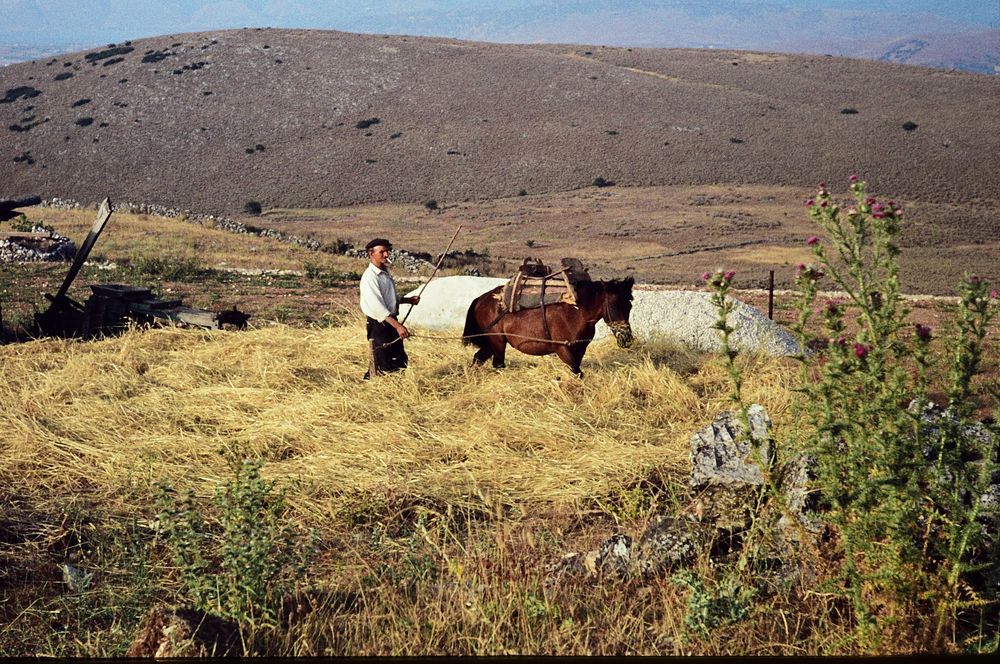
xmin=789 ymin=178 xmax=997 ymax=650
xmin=7 ymin=214 xmax=54 ymax=233
xmin=129 ymin=254 xmax=206 ymax=281
xmin=155 ymin=451 xmax=315 ymax=629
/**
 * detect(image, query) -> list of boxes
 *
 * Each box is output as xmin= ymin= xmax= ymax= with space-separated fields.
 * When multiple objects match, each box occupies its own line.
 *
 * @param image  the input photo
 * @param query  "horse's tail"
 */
xmin=463 ymin=296 xmax=485 ymax=348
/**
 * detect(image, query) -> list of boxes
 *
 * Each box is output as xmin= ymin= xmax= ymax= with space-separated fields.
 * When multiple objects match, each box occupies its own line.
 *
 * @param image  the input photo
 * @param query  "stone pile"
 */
xmin=0 ymin=229 xmax=76 ymax=262
xmin=549 ymin=404 xmax=820 ymax=585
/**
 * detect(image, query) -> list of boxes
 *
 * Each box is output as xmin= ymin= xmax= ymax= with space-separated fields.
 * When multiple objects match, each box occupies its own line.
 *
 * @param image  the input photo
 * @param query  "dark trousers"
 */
xmin=366 ymin=317 xmax=408 ymax=377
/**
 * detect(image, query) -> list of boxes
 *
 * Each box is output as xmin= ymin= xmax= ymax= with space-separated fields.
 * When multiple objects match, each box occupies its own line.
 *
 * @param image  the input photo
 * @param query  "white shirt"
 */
xmin=359 ymin=262 xmax=400 ymax=322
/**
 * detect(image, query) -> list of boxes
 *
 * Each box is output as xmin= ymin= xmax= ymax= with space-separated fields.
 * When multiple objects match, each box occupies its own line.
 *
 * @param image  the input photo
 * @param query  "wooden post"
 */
xmin=768 ymin=270 xmax=775 ymax=320
xmin=53 ymin=197 xmax=113 ymax=304
xmin=369 ymin=338 xmax=379 ymax=378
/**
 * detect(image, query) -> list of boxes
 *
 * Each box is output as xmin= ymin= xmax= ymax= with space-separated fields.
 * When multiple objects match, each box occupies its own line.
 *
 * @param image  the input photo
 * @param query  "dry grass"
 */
xmin=22 ymin=206 xmax=362 ymax=274
xmin=1 ymin=320 xmax=790 ymax=527
xmin=0 ymin=319 xmax=809 ymax=656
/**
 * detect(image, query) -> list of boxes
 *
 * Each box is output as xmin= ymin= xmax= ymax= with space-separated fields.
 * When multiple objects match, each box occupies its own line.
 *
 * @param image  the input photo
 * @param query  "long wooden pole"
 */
xmin=400 ymin=224 xmax=462 ymax=325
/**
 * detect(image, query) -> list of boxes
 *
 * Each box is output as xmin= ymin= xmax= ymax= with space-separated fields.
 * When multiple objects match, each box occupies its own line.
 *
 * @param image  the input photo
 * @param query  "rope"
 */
xmin=370 ymin=330 xmax=597 ymax=351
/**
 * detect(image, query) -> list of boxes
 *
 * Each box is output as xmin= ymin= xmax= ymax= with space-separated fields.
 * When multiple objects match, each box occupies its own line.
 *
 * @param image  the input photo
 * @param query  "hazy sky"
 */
xmin=1 ymin=0 xmax=997 ymax=49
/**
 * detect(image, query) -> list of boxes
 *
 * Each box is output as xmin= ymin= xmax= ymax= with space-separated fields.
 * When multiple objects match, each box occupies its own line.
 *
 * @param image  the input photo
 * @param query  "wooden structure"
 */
xmin=500 ymin=257 xmax=591 ymax=313
xmin=0 ymin=196 xmax=42 ymax=221
xmin=33 ymin=197 xmax=248 ymax=339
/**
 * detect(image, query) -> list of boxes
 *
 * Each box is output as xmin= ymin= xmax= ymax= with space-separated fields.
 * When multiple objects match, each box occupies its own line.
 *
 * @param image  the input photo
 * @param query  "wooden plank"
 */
xmin=0 ymin=231 xmax=54 ymax=240
xmin=52 ymin=198 xmax=113 ymax=303
xmin=128 ymin=303 xmax=220 ymax=329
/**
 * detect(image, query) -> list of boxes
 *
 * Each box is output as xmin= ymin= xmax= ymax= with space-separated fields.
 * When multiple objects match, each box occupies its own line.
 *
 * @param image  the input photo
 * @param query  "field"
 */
xmin=2 ymin=189 xmax=998 ymax=656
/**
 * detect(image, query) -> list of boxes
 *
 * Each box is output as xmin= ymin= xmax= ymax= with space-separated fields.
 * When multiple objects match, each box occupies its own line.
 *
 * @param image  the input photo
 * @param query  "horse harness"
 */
xmin=487 ymin=258 xmax=616 ymax=344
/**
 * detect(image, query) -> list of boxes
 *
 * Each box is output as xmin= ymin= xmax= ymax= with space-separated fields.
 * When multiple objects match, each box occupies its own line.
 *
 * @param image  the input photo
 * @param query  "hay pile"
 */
xmin=0 ymin=320 xmax=795 ymax=533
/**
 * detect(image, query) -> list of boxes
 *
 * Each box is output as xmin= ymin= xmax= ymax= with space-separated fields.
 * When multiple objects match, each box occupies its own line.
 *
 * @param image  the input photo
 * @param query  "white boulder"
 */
xmin=402 ymin=276 xmax=800 ymax=357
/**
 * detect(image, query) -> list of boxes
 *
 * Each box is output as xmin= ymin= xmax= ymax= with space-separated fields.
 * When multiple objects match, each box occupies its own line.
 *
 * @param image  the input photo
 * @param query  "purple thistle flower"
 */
xmin=807 ymin=236 xmax=819 ymax=246
xmin=854 ymin=343 xmax=870 ymax=359
xmin=820 ymin=200 xmax=828 ymax=208
xmin=849 ymin=174 xmax=859 ymax=183
xmin=805 ymin=198 xmax=815 ymax=207
xmin=915 ymin=324 xmax=932 ymax=341
xmin=702 ymin=271 xmax=711 ymax=281
xmin=723 ymin=270 xmax=736 ymax=282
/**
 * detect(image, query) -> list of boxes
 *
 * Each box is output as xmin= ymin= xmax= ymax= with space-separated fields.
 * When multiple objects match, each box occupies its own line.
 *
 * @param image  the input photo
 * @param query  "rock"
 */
xmin=60 ymin=563 xmax=93 ymax=592
xmin=774 ymin=453 xmax=822 ymax=540
xmin=690 ymin=404 xmax=773 ymax=490
xmin=401 ymin=275 xmax=801 ymax=357
xmin=634 ymin=515 xmax=706 ymax=575
xmin=126 ymin=606 xmax=242 ymax=658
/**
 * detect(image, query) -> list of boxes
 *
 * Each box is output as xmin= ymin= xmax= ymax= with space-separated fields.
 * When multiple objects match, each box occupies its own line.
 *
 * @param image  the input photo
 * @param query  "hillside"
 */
xmin=1 ymin=28 xmax=998 ymax=217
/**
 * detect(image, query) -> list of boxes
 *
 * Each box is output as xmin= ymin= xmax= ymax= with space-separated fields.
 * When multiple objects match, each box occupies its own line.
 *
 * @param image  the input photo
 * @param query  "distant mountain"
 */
xmin=1 ymin=29 xmax=997 ymax=215
xmin=0 ymin=1 xmax=996 ymax=74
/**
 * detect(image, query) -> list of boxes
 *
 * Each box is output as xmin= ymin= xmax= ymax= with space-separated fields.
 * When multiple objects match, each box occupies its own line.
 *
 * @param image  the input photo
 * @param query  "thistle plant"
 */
xmin=792 ymin=177 xmax=998 ymax=650
xmin=703 ymin=268 xmax=743 ymax=410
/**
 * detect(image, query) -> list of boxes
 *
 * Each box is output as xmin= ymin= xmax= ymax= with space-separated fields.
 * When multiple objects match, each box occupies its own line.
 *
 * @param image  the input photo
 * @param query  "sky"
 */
xmin=1 ymin=0 xmax=997 ymax=51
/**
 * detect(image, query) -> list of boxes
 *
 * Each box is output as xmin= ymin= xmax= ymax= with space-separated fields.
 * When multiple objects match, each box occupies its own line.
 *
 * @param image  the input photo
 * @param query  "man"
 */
xmin=359 ymin=238 xmax=420 ymax=378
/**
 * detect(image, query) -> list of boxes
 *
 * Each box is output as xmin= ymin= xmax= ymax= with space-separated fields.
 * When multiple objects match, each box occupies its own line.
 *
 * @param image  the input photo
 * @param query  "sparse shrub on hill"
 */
xmin=1 ymin=86 xmax=42 ymax=104
xmin=129 ymin=254 xmax=205 ymax=281
xmin=423 ymin=199 xmax=438 ymax=211
xmin=592 ymin=176 xmax=615 ymax=187
xmin=902 ymin=121 xmax=919 ymax=131
xmin=84 ymin=45 xmax=134 ymax=64
xmin=244 ymin=200 xmax=263 ymax=215
xmin=355 ymin=117 xmax=380 ymax=129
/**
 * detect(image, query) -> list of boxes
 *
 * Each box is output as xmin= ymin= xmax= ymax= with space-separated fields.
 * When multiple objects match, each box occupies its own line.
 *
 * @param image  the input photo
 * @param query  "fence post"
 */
xmin=768 ymin=270 xmax=775 ymax=320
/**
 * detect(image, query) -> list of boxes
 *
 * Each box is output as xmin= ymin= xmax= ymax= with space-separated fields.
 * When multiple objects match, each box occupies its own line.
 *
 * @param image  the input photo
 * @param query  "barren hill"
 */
xmin=1 ymin=28 xmax=998 ymax=216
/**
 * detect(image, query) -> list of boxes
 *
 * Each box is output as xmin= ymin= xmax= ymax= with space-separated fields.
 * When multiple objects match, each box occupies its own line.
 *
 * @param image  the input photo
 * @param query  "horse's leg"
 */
xmin=491 ymin=338 xmax=507 ymax=369
xmin=471 ymin=345 xmax=493 ymax=367
xmin=555 ymin=343 xmax=584 ymax=377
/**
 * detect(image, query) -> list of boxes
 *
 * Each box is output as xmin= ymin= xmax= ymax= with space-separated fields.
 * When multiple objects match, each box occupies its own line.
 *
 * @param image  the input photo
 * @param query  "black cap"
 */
xmin=365 ymin=238 xmax=392 ymax=251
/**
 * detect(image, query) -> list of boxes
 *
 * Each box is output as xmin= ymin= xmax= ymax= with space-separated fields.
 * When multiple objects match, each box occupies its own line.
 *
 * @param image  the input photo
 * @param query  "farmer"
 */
xmin=359 ymin=238 xmax=420 ymax=379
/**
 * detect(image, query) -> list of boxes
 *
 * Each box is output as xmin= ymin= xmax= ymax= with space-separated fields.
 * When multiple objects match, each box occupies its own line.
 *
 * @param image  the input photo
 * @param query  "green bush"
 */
xmin=155 ymin=452 xmax=314 ymax=629
xmin=130 ymin=254 xmax=205 ymax=280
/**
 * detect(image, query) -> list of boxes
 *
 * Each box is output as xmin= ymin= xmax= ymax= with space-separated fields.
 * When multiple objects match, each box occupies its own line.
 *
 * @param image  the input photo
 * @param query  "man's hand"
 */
xmin=402 ymin=295 xmax=420 ymax=306
xmin=389 ymin=318 xmax=410 ymax=339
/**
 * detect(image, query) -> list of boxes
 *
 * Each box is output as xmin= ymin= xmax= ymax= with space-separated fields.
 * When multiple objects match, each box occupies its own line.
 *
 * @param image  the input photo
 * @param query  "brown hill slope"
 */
xmin=1 ymin=28 xmax=998 ymax=216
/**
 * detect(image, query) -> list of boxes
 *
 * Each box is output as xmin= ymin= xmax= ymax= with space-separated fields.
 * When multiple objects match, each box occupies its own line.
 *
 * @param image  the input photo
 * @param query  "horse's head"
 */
xmin=603 ymin=277 xmax=635 ymax=348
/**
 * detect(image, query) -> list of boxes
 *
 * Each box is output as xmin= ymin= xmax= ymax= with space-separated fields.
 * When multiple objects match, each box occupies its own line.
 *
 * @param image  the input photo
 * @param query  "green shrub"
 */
xmin=703 ymin=177 xmax=999 ymax=652
xmin=155 ymin=452 xmax=314 ymax=628
xmin=8 ymin=214 xmax=54 ymax=233
xmin=244 ymin=200 xmax=263 ymax=215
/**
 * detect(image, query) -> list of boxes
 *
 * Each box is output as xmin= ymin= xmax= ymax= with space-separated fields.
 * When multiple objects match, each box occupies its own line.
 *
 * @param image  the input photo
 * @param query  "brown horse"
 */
xmin=462 ymin=278 xmax=635 ymax=376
